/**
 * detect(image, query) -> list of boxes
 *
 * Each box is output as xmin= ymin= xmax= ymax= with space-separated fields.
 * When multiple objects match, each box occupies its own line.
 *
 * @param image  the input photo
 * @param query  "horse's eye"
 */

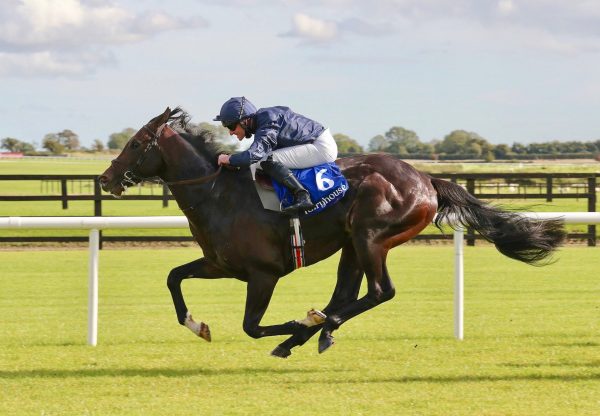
xmin=130 ymin=141 xmax=140 ymax=150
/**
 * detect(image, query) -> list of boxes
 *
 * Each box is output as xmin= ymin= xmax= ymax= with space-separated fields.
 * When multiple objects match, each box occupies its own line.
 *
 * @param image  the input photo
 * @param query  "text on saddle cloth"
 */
xmin=272 ymin=162 xmax=349 ymax=216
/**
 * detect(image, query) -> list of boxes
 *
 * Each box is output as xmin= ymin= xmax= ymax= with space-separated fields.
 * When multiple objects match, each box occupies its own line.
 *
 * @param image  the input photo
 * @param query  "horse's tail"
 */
xmin=430 ymin=177 xmax=566 ymax=265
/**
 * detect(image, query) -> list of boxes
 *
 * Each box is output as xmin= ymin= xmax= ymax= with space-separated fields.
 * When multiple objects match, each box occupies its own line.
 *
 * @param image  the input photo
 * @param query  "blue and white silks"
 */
xmin=272 ymin=162 xmax=349 ymax=216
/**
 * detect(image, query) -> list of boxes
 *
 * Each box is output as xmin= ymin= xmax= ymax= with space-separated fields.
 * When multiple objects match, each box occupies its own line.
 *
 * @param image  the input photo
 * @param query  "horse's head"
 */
xmin=99 ymin=107 xmax=175 ymax=197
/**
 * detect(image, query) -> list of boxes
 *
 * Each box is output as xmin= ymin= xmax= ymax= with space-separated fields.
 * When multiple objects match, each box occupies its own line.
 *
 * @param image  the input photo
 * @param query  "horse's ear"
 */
xmin=160 ymin=107 xmax=171 ymax=123
xmin=148 ymin=107 xmax=172 ymax=128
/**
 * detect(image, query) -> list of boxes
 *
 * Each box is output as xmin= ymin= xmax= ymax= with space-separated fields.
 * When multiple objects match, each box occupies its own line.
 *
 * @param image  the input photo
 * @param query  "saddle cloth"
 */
xmin=271 ymin=162 xmax=349 ymax=216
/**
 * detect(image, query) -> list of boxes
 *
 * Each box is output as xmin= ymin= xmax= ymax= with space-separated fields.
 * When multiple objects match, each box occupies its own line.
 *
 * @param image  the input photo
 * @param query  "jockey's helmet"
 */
xmin=213 ymin=96 xmax=257 ymax=129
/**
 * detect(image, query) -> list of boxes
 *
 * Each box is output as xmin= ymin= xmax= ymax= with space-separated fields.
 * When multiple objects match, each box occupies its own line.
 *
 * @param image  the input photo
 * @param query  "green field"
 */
xmin=1 ymin=157 xmax=599 ymax=239
xmin=0 ymin=246 xmax=598 ymax=415
xmin=0 ymin=157 xmax=185 ymax=239
xmin=2 ymin=156 xmax=599 ymax=176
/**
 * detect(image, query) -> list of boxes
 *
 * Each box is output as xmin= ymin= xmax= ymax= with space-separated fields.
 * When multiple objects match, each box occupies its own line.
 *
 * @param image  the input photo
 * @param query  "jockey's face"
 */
xmin=228 ymin=123 xmax=246 ymax=141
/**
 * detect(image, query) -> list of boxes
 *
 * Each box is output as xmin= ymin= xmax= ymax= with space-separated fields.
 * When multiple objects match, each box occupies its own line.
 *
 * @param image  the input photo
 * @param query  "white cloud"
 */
xmin=276 ymin=0 xmax=600 ymax=54
xmin=289 ymin=13 xmax=338 ymax=42
xmin=497 ymin=0 xmax=516 ymax=16
xmin=0 ymin=0 xmax=207 ymax=77
xmin=0 ymin=50 xmax=115 ymax=77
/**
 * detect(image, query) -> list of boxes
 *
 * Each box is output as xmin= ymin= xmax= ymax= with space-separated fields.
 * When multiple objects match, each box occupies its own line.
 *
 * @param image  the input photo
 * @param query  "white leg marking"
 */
xmin=296 ymin=309 xmax=327 ymax=327
xmin=184 ymin=312 xmax=211 ymax=342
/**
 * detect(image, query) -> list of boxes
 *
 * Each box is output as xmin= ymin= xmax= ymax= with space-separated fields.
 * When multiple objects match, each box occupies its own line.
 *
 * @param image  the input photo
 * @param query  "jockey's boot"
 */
xmin=260 ymin=159 xmax=315 ymax=213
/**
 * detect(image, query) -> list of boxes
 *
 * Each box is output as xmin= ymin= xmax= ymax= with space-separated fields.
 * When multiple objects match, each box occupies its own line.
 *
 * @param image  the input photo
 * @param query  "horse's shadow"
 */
xmin=2 ymin=367 xmax=598 ymax=383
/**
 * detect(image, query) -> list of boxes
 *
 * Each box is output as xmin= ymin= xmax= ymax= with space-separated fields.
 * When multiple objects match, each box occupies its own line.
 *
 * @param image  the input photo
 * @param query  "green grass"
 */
xmin=0 ymin=157 xmax=113 ymax=175
xmin=1 ymin=158 xmax=598 ymax=239
xmin=1 ymin=246 xmax=598 ymax=415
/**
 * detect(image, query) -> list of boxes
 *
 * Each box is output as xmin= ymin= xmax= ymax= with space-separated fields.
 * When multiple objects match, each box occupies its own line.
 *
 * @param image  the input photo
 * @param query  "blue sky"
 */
xmin=1 ymin=0 xmax=599 ymax=149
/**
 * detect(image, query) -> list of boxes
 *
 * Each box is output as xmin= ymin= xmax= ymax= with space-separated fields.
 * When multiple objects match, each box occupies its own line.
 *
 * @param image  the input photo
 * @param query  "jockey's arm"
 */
xmin=228 ymin=126 xmax=278 ymax=168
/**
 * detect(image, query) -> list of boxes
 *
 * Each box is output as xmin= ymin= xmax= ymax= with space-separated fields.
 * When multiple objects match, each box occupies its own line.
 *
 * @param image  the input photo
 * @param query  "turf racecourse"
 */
xmin=0 ymin=246 xmax=598 ymax=415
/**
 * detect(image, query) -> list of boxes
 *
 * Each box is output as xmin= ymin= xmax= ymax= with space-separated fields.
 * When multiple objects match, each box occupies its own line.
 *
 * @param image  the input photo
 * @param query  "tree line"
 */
xmin=2 ymin=123 xmax=600 ymax=161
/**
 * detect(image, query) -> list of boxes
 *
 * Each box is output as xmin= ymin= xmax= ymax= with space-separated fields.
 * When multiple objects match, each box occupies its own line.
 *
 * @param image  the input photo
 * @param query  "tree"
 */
xmin=333 ymin=133 xmax=363 ymax=154
xmin=195 ymin=122 xmax=230 ymax=142
xmin=493 ymin=144 xmax=512 ymax=159
xmin=58 ymin=129 xmax=80 ymax=151
xmin=1 ymin=137 xmax=20 ymax=152
xmin=108 ymin=128 xmax=136 ymax=150
xmin=1 ymin=137 xmax=34 ymax=153
xmin=42 ymin=134 xmax=65 ymax=154
xmin=193 ymin=122 xmax=238 ymax=153
xmin=91 ymin=139 xmax=105 ymax=152
xmin=368 ymin=135 xmax=387 ymax=152
xmin=384 ymin=126 xmax=422 ymax=154
xmin=511 ymin=142 xmax=526 ymax=154
xmin=437 ymin=130 xmax=490 ymax=157
xmin=465 ymin=141 xmax=483 ymax=157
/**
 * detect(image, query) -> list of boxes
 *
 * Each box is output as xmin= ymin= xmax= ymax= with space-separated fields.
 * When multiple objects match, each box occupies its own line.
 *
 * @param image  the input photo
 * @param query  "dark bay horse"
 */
xmin=99 ymin=107 xmax=566 ymax=358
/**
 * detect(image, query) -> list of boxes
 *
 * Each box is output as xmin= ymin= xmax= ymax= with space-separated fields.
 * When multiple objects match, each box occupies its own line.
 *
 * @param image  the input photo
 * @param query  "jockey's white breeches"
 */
xmin=270 ymin=129 xmax=338 ymax=169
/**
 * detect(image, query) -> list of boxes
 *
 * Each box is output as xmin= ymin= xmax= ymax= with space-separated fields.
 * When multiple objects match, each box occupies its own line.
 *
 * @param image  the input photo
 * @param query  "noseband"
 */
xmin=109 ymin=124 xmax=164 ymax=190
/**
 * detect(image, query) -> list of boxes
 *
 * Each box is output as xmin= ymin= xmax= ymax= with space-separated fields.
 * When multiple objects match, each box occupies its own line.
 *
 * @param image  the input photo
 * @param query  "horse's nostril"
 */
xmin=98 ymin=175 xmax=110 ymax=188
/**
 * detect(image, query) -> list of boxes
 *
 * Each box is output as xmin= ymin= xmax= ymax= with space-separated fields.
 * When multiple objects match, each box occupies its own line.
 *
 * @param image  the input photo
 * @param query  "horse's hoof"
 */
xmin=270 ymin=346 xmax=292 ymax=359
xmin=199 ymin=322 xmax=211 ymax=342
xmin=318 ymin=333 xmax=334 ymax=354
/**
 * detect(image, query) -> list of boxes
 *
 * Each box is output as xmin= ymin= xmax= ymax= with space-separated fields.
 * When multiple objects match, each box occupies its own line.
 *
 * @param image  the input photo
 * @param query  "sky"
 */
xmin=1 ymin=0 xmax=600 ymax=149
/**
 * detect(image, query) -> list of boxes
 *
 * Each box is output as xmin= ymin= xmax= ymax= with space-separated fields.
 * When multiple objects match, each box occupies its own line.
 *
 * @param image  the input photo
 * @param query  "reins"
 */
xmin=163 ymin=166 xmax=223 ymax=186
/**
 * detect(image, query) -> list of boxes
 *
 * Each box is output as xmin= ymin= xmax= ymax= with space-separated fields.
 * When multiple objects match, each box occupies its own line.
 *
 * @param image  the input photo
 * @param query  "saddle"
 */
xmin=250 ymin=164 xmax=281 ymax=212
xmin=250 ymin=163 xmax=305 ymax=269
xmin=254 ymin=169 xmax=275 ymax=192
xmin=250 ymin=162 xmax=348 ymax=216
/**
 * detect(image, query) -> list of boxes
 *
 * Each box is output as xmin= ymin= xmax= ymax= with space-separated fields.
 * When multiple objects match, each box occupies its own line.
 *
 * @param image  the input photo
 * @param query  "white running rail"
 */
xmin=1 ymin=213 xmax=599 ymax=345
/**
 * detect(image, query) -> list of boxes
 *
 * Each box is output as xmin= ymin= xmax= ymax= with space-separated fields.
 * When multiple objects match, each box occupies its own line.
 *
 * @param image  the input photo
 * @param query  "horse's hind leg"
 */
xmin=319 ymin=239 xmax=395 ymax=353
xmin=271 ymin=243 xmax=364 ymax=358
xmin=241 ymin=273 xmax=305 ymax=340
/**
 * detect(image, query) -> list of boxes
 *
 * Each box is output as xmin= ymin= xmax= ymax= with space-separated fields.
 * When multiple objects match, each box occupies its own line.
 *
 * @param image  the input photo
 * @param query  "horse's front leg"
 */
xmin=167 ymin=257 xmax=231 ymax=341
xmin=242 ymin=273 xmax=304 ymax=340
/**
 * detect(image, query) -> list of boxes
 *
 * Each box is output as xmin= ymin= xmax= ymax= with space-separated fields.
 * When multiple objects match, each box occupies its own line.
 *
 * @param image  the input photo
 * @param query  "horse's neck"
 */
xmin=161 ymin=135 xmax=216 ymax=182
xmin=160 ymin=137 xmax=218 ymax=207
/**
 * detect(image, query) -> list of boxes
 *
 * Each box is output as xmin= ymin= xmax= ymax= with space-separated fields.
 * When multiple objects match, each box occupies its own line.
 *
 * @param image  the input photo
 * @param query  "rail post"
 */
xmin=93 ymin=178 xmax=103 ymax=249
xmin=88 ymin=229 xmax=99 ymax=346
xmin=61 ymin=179 xmax=68 ymax=209
xmin=588 ymin=176 xmax=596 ymax=246
xmin=454 ymin=227 xmax=464 ymax=340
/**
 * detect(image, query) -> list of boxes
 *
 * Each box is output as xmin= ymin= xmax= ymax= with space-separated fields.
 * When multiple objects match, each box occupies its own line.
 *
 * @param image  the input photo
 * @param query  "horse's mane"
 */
xmin=163 ymin=107 xmax=226 ymax=165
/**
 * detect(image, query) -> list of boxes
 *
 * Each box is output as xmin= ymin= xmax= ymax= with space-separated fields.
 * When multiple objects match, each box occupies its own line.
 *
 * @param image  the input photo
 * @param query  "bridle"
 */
xmin=110 ymin=123 xmax=222 ymax=192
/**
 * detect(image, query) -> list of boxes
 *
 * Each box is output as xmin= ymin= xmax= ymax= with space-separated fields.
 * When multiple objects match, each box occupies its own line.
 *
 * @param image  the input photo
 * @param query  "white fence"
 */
xmin=1 ymin=213 xmax=599 ymax=345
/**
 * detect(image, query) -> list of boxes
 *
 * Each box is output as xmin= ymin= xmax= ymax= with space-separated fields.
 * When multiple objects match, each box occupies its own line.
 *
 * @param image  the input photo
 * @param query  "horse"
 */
xmin=99 ymin=107 xmax=566 ymax=358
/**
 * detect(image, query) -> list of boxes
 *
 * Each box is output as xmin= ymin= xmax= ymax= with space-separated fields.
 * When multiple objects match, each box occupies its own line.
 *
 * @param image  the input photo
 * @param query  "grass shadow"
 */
xmin=308 ymin=372 xmax=600 ymax=384
xmin=0 ymin=366 xmax=328 ymax=380
xmin=501 ymin=360 xmax=600 ymax=368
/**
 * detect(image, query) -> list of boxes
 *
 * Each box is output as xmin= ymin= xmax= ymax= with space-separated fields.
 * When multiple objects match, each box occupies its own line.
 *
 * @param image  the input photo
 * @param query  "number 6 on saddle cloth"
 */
xmin=250 ymin=161 xmax=349 ymax=269
xmin=250 ymin=161 xmax=348 ymax=216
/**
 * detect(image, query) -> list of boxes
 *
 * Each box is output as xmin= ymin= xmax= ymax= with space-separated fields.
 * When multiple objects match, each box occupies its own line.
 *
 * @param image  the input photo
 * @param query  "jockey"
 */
xmin=215 ymin=96 xmax=338 ymax=213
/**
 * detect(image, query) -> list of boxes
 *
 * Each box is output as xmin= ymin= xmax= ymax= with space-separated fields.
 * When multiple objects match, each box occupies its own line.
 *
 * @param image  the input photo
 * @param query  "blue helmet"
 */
xmin=213 ymin=96 xmax=257 ymax=126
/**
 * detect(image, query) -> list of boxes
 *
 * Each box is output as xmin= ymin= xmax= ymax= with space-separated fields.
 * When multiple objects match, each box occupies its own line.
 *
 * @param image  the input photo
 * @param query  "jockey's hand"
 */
xmin=217 ymin=154 xmax=230 ymax=166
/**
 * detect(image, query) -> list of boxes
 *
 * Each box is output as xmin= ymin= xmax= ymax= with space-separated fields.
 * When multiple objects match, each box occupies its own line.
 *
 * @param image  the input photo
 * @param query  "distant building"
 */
xmin=0 ymin=152 xmax=24 ymax=158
